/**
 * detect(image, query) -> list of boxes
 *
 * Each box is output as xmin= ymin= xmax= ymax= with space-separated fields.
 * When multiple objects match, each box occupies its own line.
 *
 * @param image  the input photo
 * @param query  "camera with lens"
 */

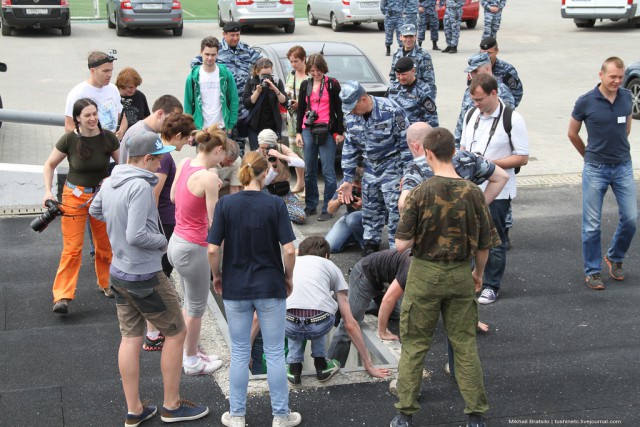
xmin=304 ymin=110 xmax=318 ymax=127
xmin=259 ymin=74 xmax=273 ymax=89
xmin=31 ymin=199 xmax=64 ymax=233
xmin=352 ymin=187 xmax=362 ymax=200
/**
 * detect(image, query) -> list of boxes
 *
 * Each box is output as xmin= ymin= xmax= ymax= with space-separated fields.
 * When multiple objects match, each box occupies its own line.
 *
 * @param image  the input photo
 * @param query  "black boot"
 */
xmin=287 ymin=362 xmax=302 ymax=385
xmin=362 ymin=243 xmax=380 ymax=257
xmin=315 ymin=357 xmax=340 ymax=381
xmin=432 ymin=40 xmax=440 ymax=51
xmin=418 ymin=41 xmax=422 ymax=47
xmin=448 ymin=45 xmax=458 ymax=54
xmin=385 ymin=45 xmax=391 ymax=56
xmin=442 ymin=45 xmax=451 ymax=53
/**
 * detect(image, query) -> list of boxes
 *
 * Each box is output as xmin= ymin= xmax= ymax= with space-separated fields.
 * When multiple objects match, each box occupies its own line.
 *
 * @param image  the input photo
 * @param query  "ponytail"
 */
xmin=239 ymin=151 xmax=268 ymax=187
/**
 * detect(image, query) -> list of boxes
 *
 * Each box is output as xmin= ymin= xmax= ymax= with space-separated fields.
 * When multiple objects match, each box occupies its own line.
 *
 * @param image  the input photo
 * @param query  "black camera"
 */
xmin=260 ymin=74 xmax=273 ymax=89
xmin=352 ymin=187 xmax=362 ymax=199
xmin=304 ymin=110 xmax=318 ymax=127
xmin=31 ymin=199 xmax=64 ymax=233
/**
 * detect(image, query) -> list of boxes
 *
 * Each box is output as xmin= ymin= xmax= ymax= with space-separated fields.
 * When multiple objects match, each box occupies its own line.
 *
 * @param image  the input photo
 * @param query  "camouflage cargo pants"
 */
xmin=482 ymin=10 xmax=502 ymax=39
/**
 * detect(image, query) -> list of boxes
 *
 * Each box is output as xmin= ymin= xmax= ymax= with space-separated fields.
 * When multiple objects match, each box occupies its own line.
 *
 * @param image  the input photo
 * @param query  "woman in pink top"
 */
xmin=167 ymin=125 xmax=228 ymax=376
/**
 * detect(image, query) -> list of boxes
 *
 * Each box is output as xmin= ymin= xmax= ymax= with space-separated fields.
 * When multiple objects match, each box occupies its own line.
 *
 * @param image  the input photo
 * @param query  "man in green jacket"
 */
xmin=184 ymin=36 xmax=238 ymax=131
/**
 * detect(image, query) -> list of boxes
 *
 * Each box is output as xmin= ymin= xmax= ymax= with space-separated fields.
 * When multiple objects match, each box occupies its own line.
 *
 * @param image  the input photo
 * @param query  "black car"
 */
xmin=1 ymin=0 xmax=71 ymax=36
xmin=623 ymin=60 xmax=640 ymax=120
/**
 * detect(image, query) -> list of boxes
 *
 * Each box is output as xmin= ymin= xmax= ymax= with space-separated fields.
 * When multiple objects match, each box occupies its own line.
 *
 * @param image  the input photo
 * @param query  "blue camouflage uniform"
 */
xmin=417 ymin=0 xmax=439 ymax=43
xmin=387 ymin=80 xmax=438 ymax=127
xmin=481 ymin=0 xmax=506 ymax=39
xmin=216 ymin=38 xmax=262 ymax=115
xmin=491 ymin=57 xmax=523 ymax=107
xmin=403 ymin=0 xmax=419 ymax=26
xmin=341 ymin=84 xmax=411 ymax=248
xmin=453 ymin=82 xmax=515 ymax=144
xmin=443 ymin=0 xmax=464 ymax=48
xmin=382 ymin=0 xmax=405 ymax=47
xmin=402 ymin=151 xmax=496 ymax=194
xmin=389 ymin=46 xmax=437 ymax=97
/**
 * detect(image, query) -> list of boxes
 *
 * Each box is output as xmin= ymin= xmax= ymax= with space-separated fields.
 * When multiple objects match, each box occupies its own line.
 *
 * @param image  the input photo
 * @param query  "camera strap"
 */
xmin=470 ymin=102 xmax=503 ymax=158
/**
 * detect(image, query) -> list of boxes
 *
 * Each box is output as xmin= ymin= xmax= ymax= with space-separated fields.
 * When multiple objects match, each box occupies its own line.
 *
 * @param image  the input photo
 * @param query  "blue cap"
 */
xmin=340 ymin=81 xmax=366 ymax=114
xmin=400 ymin=23 xmax=417 ymax=36
xmin=464 ymin=52 xmax=491 ymax=73
xmin=127 ymin=132 xmax=175 ymax=157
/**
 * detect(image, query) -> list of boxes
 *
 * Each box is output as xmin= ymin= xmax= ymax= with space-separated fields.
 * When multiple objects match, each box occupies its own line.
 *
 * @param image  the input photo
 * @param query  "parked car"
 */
xmin=217 ymin=0 xmax=295 ymax=33
xmin=561 ymin=0 xmax=640 ymax=28
xmin=1 ymin=0 xmax=71 ymax=36
xmin=306 ymin=0 xmax=384 ymax=32
xmin=437 ymin=0 xmax=479 ymax=29
xmin=624 ymin=60 xmax=640 ymax=120
xmin=106 ymin=0 xmax=183 ymax=37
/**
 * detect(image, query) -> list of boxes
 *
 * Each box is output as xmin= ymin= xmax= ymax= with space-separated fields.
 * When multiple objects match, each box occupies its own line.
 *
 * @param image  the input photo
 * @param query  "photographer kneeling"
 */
xmin=325 ymin=166 xmax=365 ymax=253
xmin=257 ymin=129 xmax=306 ymax=224
xmin=295 ymin=53 xmax=345 ymax=222
xmin=242 ymin=58 xmax=288 ymax=152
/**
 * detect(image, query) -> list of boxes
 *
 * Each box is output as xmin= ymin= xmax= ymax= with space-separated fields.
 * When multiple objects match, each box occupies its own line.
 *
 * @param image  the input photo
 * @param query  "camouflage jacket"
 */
xmin=493 ymin=58 xmax=522 ymax=107
xmin=389 ymin=46 xmax=437 ymax=97
xmin=387 ymin=79 xmax=438 ymax=127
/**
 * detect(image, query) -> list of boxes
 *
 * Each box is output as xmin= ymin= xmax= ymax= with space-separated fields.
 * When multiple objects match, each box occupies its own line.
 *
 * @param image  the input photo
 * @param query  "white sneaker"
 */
xmin=477 ymin=288 xmax=497 ymax=305
xmin=272 ymin=412 xmax=302 ymax=427
xmin=197 ymin=350 xmax=220 ymax=362
xmin=221 ymin=411 xmax=245 ymax=427
xmin=183 ymin=357 xmax=223 ymax=375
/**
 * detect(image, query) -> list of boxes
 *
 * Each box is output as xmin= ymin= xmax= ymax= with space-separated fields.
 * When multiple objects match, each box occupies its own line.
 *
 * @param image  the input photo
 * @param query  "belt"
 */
xmin=65 ymin=181 xmax=98 ymax=194
xmin=286 ymin=311 xmax=332 ymax=325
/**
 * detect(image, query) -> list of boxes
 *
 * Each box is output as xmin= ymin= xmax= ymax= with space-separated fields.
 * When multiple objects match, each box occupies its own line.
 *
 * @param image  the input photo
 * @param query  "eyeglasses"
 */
xmin=470 ymin=95 xmax=489 ymax=103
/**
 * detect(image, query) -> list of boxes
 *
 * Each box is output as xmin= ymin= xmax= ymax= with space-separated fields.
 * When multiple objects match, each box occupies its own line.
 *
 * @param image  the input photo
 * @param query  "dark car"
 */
xmin=106 ymin=0 xmax=183 ymax=37
xmin=623 ymin=60 xmax=640 ymax=120
xmin=1 ymin=0 xmax=71 ymax=36
xmin=437 ymin=0 xmax=479 ymax=29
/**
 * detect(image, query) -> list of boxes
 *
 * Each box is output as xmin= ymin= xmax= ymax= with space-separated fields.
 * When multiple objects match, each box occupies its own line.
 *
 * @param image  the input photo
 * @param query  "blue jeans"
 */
xmin=325 ymin=211 xmax=365 ymax=252
xmin=582 ymin=160 xmax=637 ymax=275
xmin=223 ymin=298 xmax=289 ymax=417
xmin=483 ymin=198 xmax=510 ymax=292
xmin=285 ymin=314 xmax=335 ymax=364
xmin=302 ymin=128 xmax=337 ymax=214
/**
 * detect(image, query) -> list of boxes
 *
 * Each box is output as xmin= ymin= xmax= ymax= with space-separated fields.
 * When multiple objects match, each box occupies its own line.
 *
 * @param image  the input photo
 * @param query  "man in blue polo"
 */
xmin=568 ymin=56 xmax=636 ymax=290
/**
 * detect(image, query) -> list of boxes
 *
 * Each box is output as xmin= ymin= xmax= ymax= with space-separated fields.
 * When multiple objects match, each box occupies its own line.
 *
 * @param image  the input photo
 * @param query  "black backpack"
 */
xmin=465 ymin=105 xmax=520 ymax=174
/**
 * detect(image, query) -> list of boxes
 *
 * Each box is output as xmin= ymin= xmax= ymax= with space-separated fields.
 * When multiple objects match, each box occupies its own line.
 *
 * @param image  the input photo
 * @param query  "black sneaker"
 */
xmin=287 ymin=363 xmax=302 ymax=385
xmin=390 ymin=412 xmax=413 ymax=427
xmin=143 ymin=334 xmax=165 ymax=351
xmin=467 ymin=413 xmax=486 ymax=427
xmin=125 ymin=405 xmax=157 ymax=427
xmin=53 ymin=299 xmax=70 ymax=315
xmin=316 ymin=358 xmax=340 ymax=382
xmin=160 ymin=399 xmax=209 ymax=423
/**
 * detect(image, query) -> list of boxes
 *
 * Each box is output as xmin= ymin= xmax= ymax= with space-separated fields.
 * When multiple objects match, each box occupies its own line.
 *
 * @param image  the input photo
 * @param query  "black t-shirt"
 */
xmin=121 ymin=90 xmax=151 ymax=128
xmin=359 ymin=249 xmax=411 ymax=291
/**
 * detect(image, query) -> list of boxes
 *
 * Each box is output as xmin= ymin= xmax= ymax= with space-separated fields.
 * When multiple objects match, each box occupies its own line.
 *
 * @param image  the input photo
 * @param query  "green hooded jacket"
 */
xmin=184 ymin=63 xmax=239 ymax=130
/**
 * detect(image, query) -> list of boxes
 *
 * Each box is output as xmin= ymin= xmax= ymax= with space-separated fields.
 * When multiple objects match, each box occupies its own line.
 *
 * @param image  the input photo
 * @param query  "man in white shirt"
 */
xmin=65 ymin=51 xmax=126 ymax=138
xmin=460 ymin=73 xmax=529 ymax=305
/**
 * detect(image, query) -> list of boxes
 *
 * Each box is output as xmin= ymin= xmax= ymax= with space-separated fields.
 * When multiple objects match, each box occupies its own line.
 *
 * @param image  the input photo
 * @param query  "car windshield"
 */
xmin=279 ymin=55 xmax=380 ymax=84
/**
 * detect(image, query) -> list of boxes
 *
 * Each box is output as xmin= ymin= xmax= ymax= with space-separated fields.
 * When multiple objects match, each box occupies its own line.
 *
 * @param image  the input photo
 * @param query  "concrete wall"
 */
xmin=0 ymin=163 xmax=65 ymax=214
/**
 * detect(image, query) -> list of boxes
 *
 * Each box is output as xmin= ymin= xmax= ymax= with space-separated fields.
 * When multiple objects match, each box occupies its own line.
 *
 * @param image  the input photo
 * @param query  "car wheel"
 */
xmin=173 ymin=22 xmax=183 ymax=36
xmin=330 ymin=13 xmax=343 ymax=32
xmin=218 ymin=8 xmax=224 ymax=27
xmin=627 ymin=77 xmax=640 ymax=120
xmin=116 ymin=13 xmax=126 ymax=36
xmin=1 ymin=21 xmax=10 ymax=36
xmin=574 ymin=19 xmax=595 ymax=28
xmin=61 ymin=23 xmax=71 ymax=36
xmin=307 ymin=7 xmax=318 ymax=26
xmin=284 ymin=21 xmax=295 ymax=33
xmin=465 ymin=19 xmax=477 ymax=29
xmin=377 ymin=21 xmax=384 ymax=31
xmin=353 ymin=22 xmax=361 ymax=26
xmin=107 ymin=7 xmax=116 ymax=28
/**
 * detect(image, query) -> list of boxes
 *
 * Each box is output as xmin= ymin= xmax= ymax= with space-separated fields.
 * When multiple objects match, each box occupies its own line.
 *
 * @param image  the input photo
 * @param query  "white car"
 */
xmin=561 ymin=0 xmax=640 ymax=28
xmin=217 ymin=0 xmax=296 ymax=33
xmin=306 ymin=0 xmax=384 ymax=32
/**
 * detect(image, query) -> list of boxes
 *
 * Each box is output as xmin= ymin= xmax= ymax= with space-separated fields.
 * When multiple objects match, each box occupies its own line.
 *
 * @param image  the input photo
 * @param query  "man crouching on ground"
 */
xmin=90 ymin=131 xmax=209 ymax=426
xmin=389 ymin=127 xmax=500 ymax=427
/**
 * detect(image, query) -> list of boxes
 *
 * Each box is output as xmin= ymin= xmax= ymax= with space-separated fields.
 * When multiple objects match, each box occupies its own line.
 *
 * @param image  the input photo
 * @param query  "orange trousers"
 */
xmin=52 ymin=185 xmax=112 ymax=302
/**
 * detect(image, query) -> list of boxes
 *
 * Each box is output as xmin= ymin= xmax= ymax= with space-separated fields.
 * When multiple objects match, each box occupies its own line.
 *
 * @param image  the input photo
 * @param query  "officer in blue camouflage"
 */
xmin=442 ymin=0 xmax=464 ymax=54
xmin=389 ymin=24 xmax=437 ymax=97
xmin=453 ymin=52 xmax=515 ymax=145
xmin=382 ymin=0 xmax=405 ymax=56
xmin=481 ymin=0 xmax=506 ymax=39
xmin=417 ymin=0 xmax=440 ymax=51
xmin=338 ymin=81 xmax=411 ymax=256
xmin=480 ymin=36 xmax=523 ymax=107
xmin=403 ymin=0 xmax=419 ymax=26
xmin=387 ymin=57 xmax=438 ymax=127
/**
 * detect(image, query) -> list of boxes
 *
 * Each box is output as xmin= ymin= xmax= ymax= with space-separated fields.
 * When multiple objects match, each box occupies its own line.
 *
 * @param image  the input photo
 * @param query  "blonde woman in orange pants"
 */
xmin=42 ymin=98 xmax=120 ymax=315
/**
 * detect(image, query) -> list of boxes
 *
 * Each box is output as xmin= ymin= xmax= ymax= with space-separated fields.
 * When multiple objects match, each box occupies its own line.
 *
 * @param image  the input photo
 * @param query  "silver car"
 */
xmin=217 ymin=0 xmax=296 ymax=33
xmin=306 ymin=0 xmax=384 ymax=32
xmin=106 ymin=0 xmax=183 ymax=37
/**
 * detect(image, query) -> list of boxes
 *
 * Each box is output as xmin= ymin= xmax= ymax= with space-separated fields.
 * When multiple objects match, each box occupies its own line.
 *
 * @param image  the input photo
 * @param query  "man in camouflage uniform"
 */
xmin=382 ymin=0 xmax=405 ymax=56
xmin=417 ymin=0 xmax=440 ymax=51
xmin=442 ymin=0 xmax=464 ymax=54
xmin=454 ymin=52 xmax=515 ymax=145
xmin=387 ymin=57 xmax=438 ymax=128
xmin=480 ymin=36 xmax=523 ymax=107
xmin=481 ymin=0 xmax=506 ymax=39
xmin=389 ymin=24 xmax=437 ymax=97
xmin=390 ymin=127 xmax=500 ymax=427
xmin=338 ymin=81 xmax=411 ymax=256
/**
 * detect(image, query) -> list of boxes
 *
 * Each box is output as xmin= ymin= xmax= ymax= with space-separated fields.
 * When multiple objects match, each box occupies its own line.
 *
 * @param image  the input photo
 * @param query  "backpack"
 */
xmin=465 ymin=104 xmax=520 ymax=174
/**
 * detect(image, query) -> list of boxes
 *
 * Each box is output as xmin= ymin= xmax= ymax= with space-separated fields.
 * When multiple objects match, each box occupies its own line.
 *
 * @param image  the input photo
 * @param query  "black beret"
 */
xmin=480 ymin=36 xmax=497 ymax=50
xmin=223 ymin=22 xmax=241 ymax=33
xmin=394 ymin=57 xmax=415 ymax=73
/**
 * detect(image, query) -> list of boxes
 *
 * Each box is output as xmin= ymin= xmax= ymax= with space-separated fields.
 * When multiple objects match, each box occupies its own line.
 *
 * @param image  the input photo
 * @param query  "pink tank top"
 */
xmin=174 ymin=159 xmax=208 ymax=247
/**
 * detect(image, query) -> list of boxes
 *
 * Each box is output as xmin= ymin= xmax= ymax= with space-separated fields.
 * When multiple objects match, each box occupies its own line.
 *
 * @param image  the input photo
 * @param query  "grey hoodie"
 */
xmin=90 ymin=164 xmax=167 ymax=276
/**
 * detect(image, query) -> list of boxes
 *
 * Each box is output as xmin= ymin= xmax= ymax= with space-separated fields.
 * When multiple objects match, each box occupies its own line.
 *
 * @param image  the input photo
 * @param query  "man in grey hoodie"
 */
xmin=90 ymin=132 xmax=210 ymax=426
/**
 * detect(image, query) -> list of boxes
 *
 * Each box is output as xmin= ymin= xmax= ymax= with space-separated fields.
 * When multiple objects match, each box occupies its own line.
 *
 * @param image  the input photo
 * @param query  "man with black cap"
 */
xmin=90 ymin=132 xmax=210 ymax=426
xmin=389 ymin=23 xmax=437 ymax=97
xmin=387 ymin=57 xmax=438 ymax=127
xmin=480 ymin=36 xmax=523 ymax=107
xmin=339 ymin=81 xmax=411 ymax=256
